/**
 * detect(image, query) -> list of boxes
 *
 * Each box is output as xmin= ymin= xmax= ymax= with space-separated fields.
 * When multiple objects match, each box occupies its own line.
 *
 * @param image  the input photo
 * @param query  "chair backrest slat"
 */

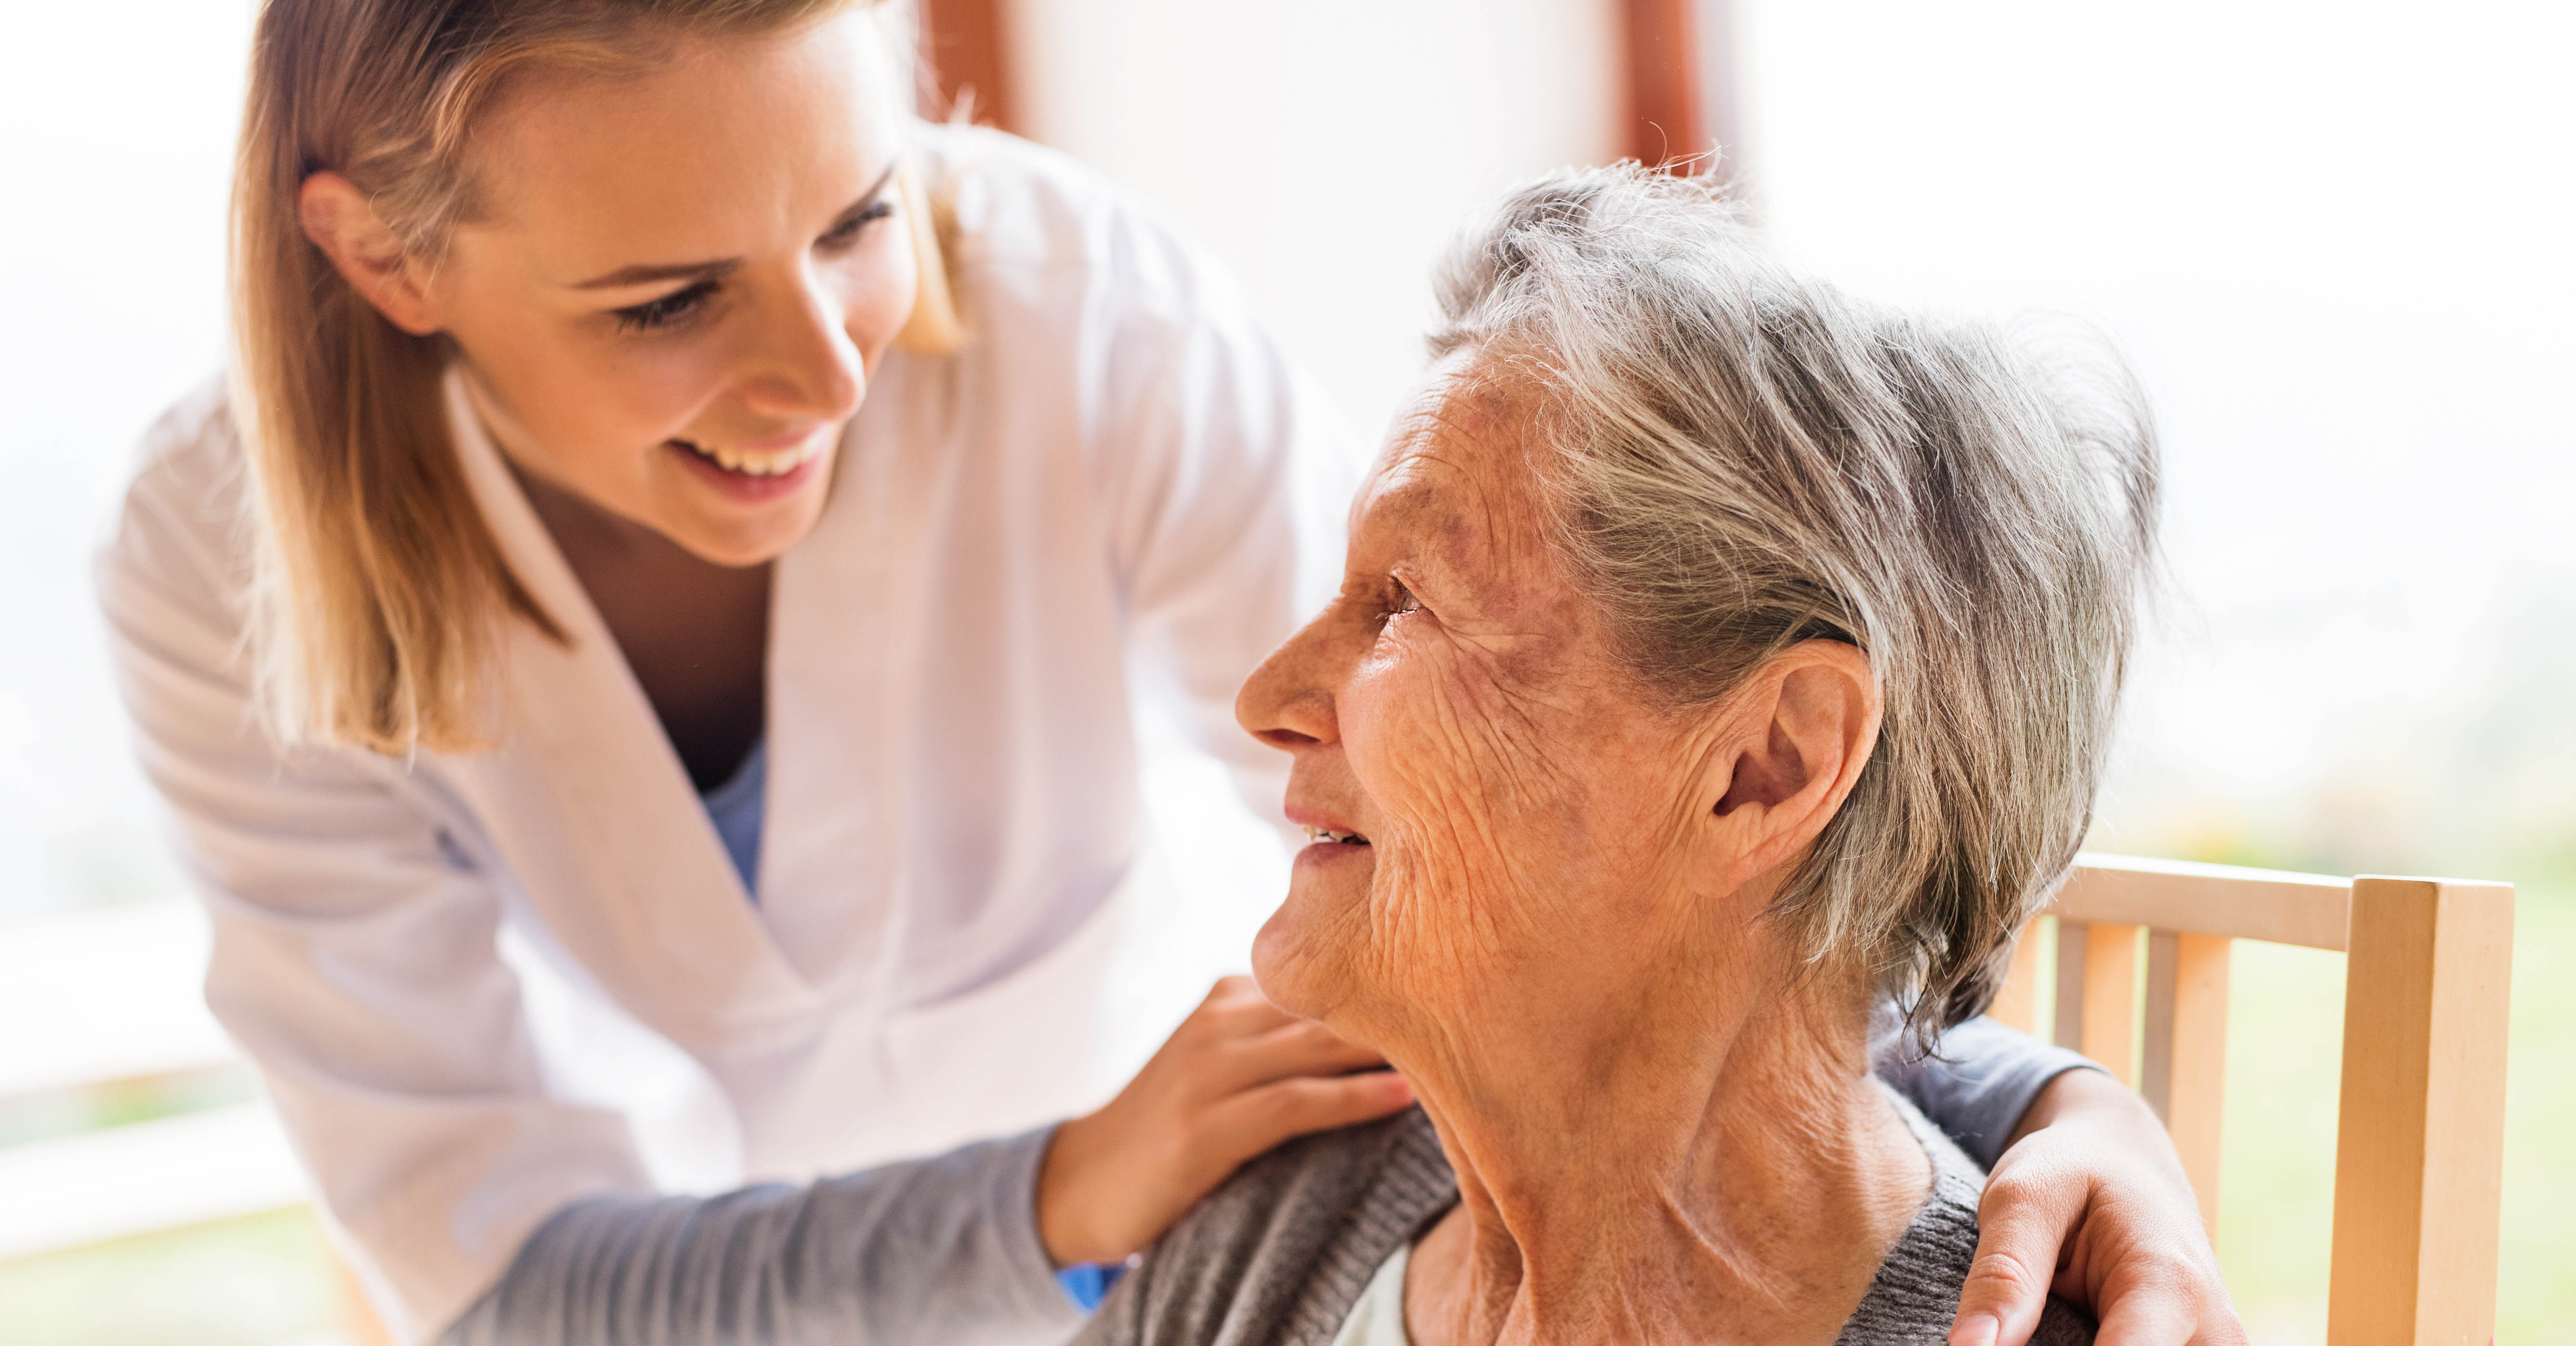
xmin=2326 ymin=877 xmax=2513 ymax=1346
xmin=2060 ymin=851 xmax=2352 ymax=950
xmin=1993 ymin=857 xmax=2513 ymax=1346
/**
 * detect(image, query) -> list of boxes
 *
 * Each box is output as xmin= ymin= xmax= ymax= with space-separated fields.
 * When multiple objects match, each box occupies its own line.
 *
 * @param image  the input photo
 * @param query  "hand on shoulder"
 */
xmin=1036 ymin=976 xmax=1416 ymax=1266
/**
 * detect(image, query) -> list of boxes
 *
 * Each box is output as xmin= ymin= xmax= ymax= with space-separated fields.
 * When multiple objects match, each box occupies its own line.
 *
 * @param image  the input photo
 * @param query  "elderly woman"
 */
xmin=1081 ymin=166 xmax=2152 ymax=1346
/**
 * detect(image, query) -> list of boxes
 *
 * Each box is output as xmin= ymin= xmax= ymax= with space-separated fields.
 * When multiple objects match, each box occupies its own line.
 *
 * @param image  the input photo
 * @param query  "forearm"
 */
xmin=440 ymin=1126 xmax=1083 ymax=1346
xmin=1874 ymin=1014 xmax=2104 ymax=1170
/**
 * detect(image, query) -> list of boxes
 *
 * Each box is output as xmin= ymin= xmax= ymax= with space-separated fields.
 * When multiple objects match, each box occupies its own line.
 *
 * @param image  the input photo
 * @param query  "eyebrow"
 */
xmin=566 ymin=161 xmax=903 ymax=291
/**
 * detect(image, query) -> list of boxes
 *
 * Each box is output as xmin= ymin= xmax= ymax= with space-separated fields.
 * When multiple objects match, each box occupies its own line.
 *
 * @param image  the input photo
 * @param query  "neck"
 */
xmin=1400 ymin=963 xmax=1930 ymax=1346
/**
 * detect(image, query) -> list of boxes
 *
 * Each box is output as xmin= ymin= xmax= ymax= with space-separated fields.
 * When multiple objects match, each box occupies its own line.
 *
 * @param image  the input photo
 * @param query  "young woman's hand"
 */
xmin=1951 ymin=1068 xmax=2248 ymax=1346
xmin=1036 ymin=976 xmax=1415 ymax=1267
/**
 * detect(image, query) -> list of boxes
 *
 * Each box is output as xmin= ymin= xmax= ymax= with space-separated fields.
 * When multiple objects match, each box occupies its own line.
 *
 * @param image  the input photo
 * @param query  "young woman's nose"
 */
xmin=736 ymin=268 xmax=866 ymax=423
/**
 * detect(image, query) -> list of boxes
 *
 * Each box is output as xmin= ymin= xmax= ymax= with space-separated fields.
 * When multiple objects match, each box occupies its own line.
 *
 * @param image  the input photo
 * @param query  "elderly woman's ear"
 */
xmin=1694 ymin=638 xmax=1883 ymax=896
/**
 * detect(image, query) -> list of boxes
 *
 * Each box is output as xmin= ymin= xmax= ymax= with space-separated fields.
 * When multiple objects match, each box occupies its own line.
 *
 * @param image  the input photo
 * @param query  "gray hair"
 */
xmin=1431 ymin=165 xmax=2158 ymax=1045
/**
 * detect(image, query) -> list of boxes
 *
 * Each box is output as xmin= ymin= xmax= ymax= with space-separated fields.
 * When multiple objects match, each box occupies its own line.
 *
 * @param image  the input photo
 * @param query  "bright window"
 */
xmin=1731 ymin=2 xmax=2575 ymax=1336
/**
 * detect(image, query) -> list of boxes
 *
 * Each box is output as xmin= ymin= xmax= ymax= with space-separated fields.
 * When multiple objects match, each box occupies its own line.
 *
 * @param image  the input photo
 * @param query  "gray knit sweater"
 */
xmin=1077 ymin=1091 xmax=2094 ymax=1346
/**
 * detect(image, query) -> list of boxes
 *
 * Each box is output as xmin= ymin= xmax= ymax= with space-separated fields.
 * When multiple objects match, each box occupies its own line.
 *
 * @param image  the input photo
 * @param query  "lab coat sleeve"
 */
xmin=103 ymin=396 xmax=1088 ymax=1345
xmin=441 ymin=1125 xmax=1083 ymax=1346
xmin=1086 ymin=208 xmax=1363 ymax=841
xmin=95 ymin=398 xmax=655 ymax=1341
xmin=1873 ymin=1015 xmax=2105 ymax=1171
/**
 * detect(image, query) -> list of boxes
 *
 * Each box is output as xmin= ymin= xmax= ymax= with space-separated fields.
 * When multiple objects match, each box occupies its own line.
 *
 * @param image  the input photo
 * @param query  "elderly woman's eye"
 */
xmin=1387 ymin=582 xmax=1421 ymax=619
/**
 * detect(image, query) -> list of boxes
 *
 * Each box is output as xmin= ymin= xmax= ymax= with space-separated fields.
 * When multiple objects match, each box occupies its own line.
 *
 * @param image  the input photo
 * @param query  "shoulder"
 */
xmin=118 ymin=377 xmax=249 ymax=525
xmin=911 ymin=121 xmax=1259 ymax=350
xmin=1839 ymin=1090 xmax=2097 ymax=1345
xmin=97 ymin=378 xmax=254 ymax=628
xmin=1081 ymin=1108 xmax=1455 ymax=1346
xmin=888 ymin=124 xmax=1333 ymax=563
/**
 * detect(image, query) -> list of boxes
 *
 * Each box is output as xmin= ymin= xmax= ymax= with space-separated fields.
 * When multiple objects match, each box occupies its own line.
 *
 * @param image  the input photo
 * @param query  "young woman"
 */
xmin=100 ymin=2 xmax=2242 ymax=1343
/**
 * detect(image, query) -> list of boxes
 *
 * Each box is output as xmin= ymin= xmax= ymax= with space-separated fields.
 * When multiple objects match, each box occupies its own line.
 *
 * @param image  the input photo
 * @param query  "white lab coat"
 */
xmin=98 ymin=126 xmax=1350 ymax=1342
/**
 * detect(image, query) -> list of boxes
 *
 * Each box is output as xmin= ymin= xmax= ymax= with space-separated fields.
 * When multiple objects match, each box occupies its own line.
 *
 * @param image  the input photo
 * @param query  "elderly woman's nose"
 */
xmin=1236 ymin=621 xmax=1339 ymax=752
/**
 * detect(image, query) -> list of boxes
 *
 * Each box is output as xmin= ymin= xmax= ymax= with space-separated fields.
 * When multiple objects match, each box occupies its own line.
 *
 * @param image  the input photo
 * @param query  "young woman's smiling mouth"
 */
xmin=665 ymin=428 xmax=831 ymax=501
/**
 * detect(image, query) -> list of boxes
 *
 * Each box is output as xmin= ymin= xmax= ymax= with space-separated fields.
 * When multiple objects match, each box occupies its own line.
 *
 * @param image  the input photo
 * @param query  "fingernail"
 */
xmin=1948 ymin=1312 xmax=1999 ymax=1346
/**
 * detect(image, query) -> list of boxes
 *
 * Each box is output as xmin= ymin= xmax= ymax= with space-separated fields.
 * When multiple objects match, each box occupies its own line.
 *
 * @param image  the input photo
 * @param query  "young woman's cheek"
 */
xmin=591 ymin=330 xmax=738 ymax=444
xmin=834 ymin=227 xmax=920 ymax=364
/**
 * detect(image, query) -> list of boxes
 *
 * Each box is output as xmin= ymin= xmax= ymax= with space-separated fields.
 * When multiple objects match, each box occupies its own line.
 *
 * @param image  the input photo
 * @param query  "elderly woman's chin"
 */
xmin=1248 ymin=858 xmax=1371 ymax=1024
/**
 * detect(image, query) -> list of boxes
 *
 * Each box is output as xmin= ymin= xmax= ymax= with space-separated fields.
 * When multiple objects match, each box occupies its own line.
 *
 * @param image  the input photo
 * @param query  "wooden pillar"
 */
xmin=2326 ymin=878 xmax=2513 ymax=1346
xmin=1989 ymin=917 xmax=2047 ymax=1035
xmin=915 ymin=0 xmax=1018 ymax=133
xmin=2081 ymin=923 xmax=2141 ymax=1085
xmin=2142 ymin=931 xmax=2231 ymax=1237
xmin=2053 ymin=919 xmax=2088 ymax=1050
xmin=333 ymin=1238 xmax=395 ymax=1346
xmin=1618 ymin=0 xmax=1706 ymax=170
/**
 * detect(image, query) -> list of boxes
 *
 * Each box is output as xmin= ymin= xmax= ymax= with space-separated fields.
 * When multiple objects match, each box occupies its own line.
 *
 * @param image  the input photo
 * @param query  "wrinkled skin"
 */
xmin=1239 ymin=358 xmax=1930 ymax=1345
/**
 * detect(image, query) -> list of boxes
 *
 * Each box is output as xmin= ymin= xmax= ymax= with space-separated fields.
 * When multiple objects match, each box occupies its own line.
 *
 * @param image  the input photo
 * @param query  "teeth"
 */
xmin=1302 ymin=826 xmax=1368 ymax=846
xmin=678 ymin=435 xmax=825 ymax=477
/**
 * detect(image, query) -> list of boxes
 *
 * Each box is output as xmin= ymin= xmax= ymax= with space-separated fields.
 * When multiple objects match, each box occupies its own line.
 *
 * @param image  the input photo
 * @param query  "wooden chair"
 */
xmin=1987 ymin=853 xmax=2514 ymax=1346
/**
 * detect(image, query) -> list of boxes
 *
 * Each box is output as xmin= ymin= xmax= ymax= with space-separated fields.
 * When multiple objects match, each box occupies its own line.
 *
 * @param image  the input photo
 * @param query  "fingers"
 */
xmin=1958 ymin=1067 xmax=2245 ymax=1346
xmin=1201 ymin=1069 xmax=1416 ymax=1162
xmin=1948 ymin=1250 xmax=2050 ymax=1346
xmin=1951 ymin=1164 xmax=2089 ymax=1346
xmin=1185 ymin=975 xmax=1302 ymax=1040
xmin=1037 ymin=981 xmax=1410 ymax=1268
xmin=1220 ymin=1016 xmax=1386 ymax=1085
xmin=1175 ymin=979 xmax=1387 ymax=1095
xmin=2086 ymin=1240 xmax=2246 ymax=1346
xmin=2089 ymin=1289 xmax=2208 ymax=1346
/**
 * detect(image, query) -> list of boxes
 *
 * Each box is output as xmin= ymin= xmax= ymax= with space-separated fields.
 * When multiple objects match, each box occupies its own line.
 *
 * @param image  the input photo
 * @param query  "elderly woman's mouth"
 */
xmin=1301 ymin=827 xmax=1370 ymax=846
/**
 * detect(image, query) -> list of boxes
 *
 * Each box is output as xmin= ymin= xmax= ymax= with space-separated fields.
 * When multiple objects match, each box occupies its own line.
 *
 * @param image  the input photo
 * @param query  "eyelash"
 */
xmin=818 ymin=198 xmax=896 ymax=251
xmin=609 ymin=198 xmax=898 ymax=334
xmin=613 ymin=279 xmax=719 ymax=332
xmin=1385 ymin=581 xmax=1421 ymax=621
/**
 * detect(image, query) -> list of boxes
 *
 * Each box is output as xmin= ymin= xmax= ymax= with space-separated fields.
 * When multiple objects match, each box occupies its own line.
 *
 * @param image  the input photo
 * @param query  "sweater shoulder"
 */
xmin=1081 ymin=1108 xmax=1454 ymax=1346
xmin=1838 ymin=1089 xmax=2097 ymax=1344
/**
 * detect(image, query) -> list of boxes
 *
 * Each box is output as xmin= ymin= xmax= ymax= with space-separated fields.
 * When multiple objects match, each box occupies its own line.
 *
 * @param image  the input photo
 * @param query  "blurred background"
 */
xmin=1 ymin=0 xmax=2569 ymax=1341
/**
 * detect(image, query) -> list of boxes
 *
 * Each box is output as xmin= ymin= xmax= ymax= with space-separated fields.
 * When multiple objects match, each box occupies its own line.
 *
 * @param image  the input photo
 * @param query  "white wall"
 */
xmin=0 ymin=0 xmax=1623 ymax=926
xmin=1006 ymin=0 xmax=1624 ymax=448
xmin=999 ymin=0 xmax=1629 ymax=1074
xmin=0 ymin=1 xmax=256 ymax=920
xmin=1726 ymin=7 xmax=2576 ymax=1335
xmin=1728 ymin=0 xmax=2576 ymax=871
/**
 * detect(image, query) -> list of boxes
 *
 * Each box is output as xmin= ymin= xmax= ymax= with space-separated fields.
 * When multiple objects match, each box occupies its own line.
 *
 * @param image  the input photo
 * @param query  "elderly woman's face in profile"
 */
xmin=1238 ymin=359 xmax=1761 ymax=1041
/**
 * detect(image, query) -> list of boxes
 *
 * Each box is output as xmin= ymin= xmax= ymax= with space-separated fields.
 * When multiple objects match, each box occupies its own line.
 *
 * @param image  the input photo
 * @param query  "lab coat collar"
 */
xmin=439 ymin=373 xmax=827 ymax=1039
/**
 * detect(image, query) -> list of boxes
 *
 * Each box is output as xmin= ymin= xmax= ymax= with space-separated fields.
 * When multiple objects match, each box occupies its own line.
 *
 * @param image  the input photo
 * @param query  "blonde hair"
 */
xmin=231 ymin=0 xmax=957 ymax=754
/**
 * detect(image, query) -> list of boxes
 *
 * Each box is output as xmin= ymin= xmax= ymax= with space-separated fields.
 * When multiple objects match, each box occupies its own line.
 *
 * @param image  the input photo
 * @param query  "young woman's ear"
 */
xmin=298 ymin=172 xmax=443 ymax=336
xmin=1694 ymin=639 xmax=1883 ymax=895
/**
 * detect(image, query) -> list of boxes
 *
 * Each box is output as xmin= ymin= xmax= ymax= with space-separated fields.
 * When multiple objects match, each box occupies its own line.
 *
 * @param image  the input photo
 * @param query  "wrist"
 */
xmin=2004 ymin=1066 xmax=2192 ymax=1186
xmin=1036 ymin=1112 xmax=1115 ymax=1267
xmin=2007 ymin=1063 xmax=2114 ymax=1145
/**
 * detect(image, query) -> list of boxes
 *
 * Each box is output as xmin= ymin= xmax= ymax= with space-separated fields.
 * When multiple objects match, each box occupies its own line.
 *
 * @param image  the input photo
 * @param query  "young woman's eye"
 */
xmin=817 ymin=198 xmax=897 ymax=252
xmin=613 ymin=279 xmax=718 ymax=333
